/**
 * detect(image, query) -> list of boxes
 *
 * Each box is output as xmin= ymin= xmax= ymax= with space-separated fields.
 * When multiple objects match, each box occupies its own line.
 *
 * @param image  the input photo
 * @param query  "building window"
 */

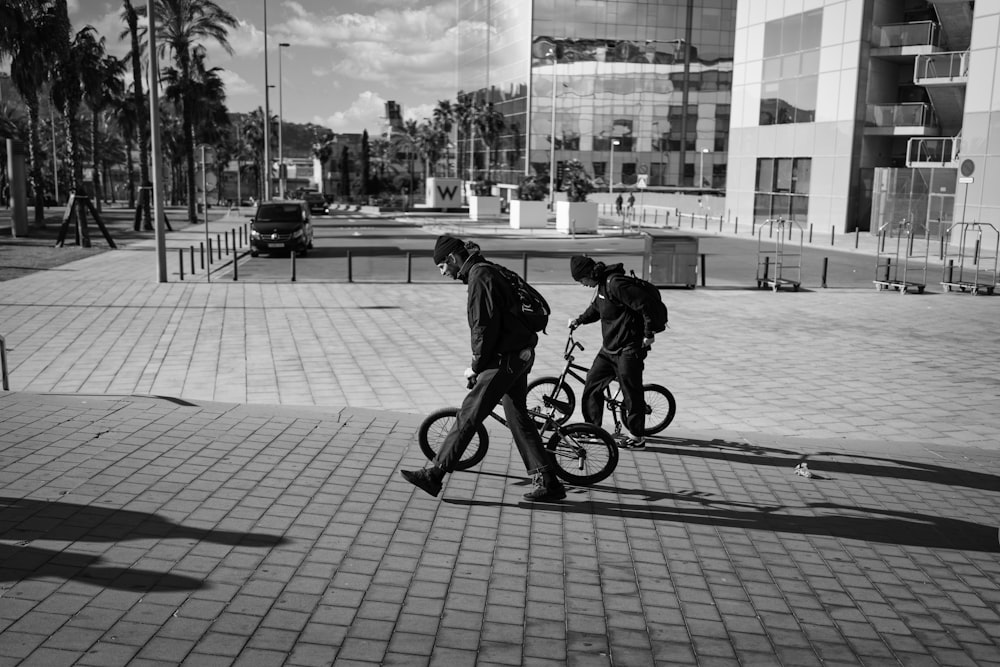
xmin=755 ymin=157 xmax=811 ymax=221
xmin=760 ymin=10 xmax=822 ymax=125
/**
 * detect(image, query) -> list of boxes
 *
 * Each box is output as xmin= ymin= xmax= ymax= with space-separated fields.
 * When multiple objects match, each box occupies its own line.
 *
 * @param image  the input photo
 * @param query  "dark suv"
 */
xmin=249 ymin=201 xmax=314 ymax=257
xmin=303 ymin=191 xmax=327 ymax=215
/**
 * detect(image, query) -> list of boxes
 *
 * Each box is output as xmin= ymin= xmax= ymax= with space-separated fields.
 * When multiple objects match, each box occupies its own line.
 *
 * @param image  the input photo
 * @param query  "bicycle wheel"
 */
xmin=643 ymin=383 xmax=676 ymax=435
xmin=417 ymin=408 xmax=489 ymax=471
xmin=526 ymin=377 xmax=576 ymax=427
xmin=546 ymin=423 xmax=618 ymax=486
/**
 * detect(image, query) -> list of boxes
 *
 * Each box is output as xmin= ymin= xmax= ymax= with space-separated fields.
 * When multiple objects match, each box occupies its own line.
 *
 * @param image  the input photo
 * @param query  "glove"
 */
xmin=568 ymin=318 xmax=579 ymax=330
xmin=642 ymin=335 xmax=655 ymax=349
xmin=464 ymin=367 xmax=478 ymax=389
xmin=464 ymin=367 xmax=476 ymax=380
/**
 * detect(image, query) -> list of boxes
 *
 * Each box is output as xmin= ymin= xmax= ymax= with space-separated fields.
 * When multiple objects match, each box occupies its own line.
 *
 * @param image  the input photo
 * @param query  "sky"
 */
xmin=63 ymin=0 xmax=462 ymax=135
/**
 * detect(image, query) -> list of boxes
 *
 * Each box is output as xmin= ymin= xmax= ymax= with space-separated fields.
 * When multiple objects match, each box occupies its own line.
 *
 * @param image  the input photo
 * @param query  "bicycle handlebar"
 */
xmin=564 ymin=330 xmax=585 ymax=358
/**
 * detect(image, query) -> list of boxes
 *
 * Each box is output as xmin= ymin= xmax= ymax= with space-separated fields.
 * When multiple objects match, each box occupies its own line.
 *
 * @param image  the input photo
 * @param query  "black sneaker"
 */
xmin=617 ymin=435 xmax=646 ymax=449
xmin=523 ymin=474 xmax=567 ymax=502
xmin=401 ymin=468 xmax=443 ymax=497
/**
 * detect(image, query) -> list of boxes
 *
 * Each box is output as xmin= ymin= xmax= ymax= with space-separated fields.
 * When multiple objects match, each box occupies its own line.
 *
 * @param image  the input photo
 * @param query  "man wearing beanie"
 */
xmin=568 ymin=255 xmax=656 ymax=448
xmin=401 ymin=236 xmax=566 ymax=501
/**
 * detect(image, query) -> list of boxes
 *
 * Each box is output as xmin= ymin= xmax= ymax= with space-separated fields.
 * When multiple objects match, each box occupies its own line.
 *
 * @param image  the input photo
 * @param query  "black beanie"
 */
xmin=570 ymin=255 xmax=596 ymax=281
xmin=433 ymin=235 xmax=465 ymax=264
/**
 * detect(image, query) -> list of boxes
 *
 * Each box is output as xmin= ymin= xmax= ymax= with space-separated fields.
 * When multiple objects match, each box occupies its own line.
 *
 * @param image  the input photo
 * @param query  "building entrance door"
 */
xmin=928 ymin=192 xmax=953 ymax=239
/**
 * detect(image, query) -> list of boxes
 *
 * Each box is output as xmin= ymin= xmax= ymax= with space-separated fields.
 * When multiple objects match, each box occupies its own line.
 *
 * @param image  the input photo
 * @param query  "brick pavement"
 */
xmin=1 ymin=212 xmax=999 ymax=665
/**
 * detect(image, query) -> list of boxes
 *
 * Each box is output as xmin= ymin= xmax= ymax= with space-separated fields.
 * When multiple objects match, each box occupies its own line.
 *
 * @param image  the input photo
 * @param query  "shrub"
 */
xmin=471 ymin=179 xmax=496 ymax=196
xmin=562 ymin=160 xmax=596 ymax=202
xmin=517 ymin=174 xmax=549 ymax=201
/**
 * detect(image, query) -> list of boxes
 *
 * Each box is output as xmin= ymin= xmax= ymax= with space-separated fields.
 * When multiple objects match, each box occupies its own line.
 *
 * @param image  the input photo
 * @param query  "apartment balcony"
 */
xmin=914 ymin=51 xmax=967 ymax=136
xmin=906 ymin=135 xmax=960 ymax=168
xmin=871 ymin=21 xmax=940 ymax=62
xmin=865 ymin=103 xmax=938 ymax=136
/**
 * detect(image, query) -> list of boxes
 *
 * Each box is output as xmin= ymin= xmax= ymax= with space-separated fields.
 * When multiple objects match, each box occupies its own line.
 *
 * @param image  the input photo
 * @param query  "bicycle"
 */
xmin=417 ymin=378 xmax=619 ymax=486
xmin=525 ymin=330 xmax=676 ymax=437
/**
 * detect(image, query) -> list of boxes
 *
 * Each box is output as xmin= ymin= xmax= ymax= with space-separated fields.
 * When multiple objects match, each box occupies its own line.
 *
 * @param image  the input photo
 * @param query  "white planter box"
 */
xmin=509 ymin=200 xmax=549 ymax=229
xmin=555 ymin=201 xmax=599 ymax=234
xmin=470 ymin=196 xmax=501 ymax=220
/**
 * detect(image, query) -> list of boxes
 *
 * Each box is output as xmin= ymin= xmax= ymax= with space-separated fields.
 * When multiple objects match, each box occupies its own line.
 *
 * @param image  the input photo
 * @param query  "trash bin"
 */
xmin=643 ymin=230 xmax=699 ymax=288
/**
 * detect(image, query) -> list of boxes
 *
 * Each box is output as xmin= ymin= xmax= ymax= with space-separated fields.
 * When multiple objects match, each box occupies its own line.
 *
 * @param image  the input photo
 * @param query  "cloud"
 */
xmin=217 ymin=70 xmax=257 ymax=97
xmin=314 ymin=91 xmax=389 ymax=134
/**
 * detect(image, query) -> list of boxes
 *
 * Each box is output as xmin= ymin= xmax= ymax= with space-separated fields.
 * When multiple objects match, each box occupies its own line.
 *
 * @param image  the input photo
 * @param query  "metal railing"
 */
xmin=866 ymin=102 xmax=937 ymax=128
xmin=914 ymin=50 xmax=969 ymax=82
xmin=906 ymin=135 xmax=960 ymax=165
xmin=872 ymin=21 xmax=939 ymax=48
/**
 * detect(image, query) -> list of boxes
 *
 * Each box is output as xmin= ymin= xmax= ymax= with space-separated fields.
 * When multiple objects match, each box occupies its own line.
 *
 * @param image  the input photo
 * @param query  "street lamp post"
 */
xmin=546 ymin=46 xmax=558 ymax=210
xmin=263 ymin=0 xmax=271 ymax=201
xmin=278 ymin=42 xmax=289 ymax=199
xmin=700 ymin=148 xmax=710 ymax=189
xmin=608 ymin=136 xmax=620 ymax=194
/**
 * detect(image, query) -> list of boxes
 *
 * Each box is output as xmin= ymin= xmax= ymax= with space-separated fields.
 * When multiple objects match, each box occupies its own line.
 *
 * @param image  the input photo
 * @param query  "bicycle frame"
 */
xmin=545 ymin=331 xmax=629 ymax=433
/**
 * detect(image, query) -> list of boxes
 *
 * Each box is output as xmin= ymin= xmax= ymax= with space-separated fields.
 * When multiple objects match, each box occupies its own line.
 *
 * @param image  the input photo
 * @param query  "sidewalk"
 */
xmin=2 ymin=209 xmax=999 ymax=665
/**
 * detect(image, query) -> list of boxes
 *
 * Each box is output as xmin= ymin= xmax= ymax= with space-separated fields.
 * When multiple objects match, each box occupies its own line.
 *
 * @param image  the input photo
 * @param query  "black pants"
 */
xmin=582 ymin=347 xmax=646 ymax=437
xmin=434 ymin=348 xmax=550 ymax=475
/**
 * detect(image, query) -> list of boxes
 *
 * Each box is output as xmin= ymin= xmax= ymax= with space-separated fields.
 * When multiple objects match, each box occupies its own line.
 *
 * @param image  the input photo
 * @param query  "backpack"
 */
xmin=489 ymin=262 xmax=551 ymax=334
xmin=609 ymin=270 xmax=669 ymax=333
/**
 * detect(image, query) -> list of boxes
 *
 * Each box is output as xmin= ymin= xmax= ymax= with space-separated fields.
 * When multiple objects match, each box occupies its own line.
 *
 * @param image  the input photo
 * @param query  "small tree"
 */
xmin=361 ymin=129 xmax=371 ymax=195
xmin=562 ymin=159 xmax=595 ymax=202
xmin=516 ymin=174 xmax=549 ymax=201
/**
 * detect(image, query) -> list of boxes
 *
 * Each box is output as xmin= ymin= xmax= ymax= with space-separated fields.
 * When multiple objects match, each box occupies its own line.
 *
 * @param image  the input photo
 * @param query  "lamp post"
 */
xmin=198 ymin=143 xmax=212 ymax=282
xmin=278 ymin=42 xmax=289 ymax=199
xmin=546 ymin=45 xmax=558 ymax=210
xmin=699 ymin=147 xmax=710 ymax=189
xmin=263 ymin=0 xmax=271 ymax=201
xmin=608 ymin=136 xmax=620 ymax=194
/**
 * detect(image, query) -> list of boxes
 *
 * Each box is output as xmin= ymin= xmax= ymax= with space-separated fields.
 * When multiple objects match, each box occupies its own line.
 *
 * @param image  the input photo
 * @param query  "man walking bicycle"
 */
xmin=401 ymin=236 xmax=566 ymax=501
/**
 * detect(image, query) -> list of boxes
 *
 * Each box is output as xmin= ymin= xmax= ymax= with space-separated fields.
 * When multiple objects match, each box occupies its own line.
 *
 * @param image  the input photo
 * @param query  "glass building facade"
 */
xmin=456 ymin=0 xmax=737 ymax=191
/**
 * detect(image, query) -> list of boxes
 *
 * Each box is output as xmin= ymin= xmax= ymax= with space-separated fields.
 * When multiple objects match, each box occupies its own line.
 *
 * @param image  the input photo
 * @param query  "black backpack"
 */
xmin=610 ymin=271 xmax=669 ymax=333
xmin=489 ymin=263 xmax=551 ymax=334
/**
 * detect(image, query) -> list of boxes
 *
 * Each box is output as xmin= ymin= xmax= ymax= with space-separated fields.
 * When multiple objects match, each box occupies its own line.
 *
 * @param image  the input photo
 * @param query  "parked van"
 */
xmin=249 ymin=200 xmax=315 ymax=257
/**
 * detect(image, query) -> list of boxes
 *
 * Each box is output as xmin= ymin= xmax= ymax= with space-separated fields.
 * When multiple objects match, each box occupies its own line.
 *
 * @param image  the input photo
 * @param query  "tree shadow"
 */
xmin=0 ymin=544 xmax=204 ymax=591
xmin=0 ymin=496 xmax=289 ymax=592
xmin=0 ymin=496 xmax=290 ymax=547
xmin=642 ymin=436 xmax=1000 ymax=494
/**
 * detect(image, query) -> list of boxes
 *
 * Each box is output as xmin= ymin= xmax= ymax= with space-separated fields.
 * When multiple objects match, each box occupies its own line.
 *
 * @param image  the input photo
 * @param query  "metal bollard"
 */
xmin=762 ymin=255 xmax=770 ymax=281
xmin=190 ymin=246 xmax=196 ymax=274
xmin=718 ymin=216 xmax=723 ymax=233
xmin=207 ymin=239 xmax=212 ymax=265
xmin=809 ymin=224 xmax=813 ymax=244
xmin=217 ymin=234 xmax=222 ymax=260
xmin=734 ymin=216 xmax=739 ymax=235
xmin=200 ymin=241 xmax=206 ymax=269
xmin=1 ymin=333 xmax=8 ymax=391
xmin=224 ymin=231 xmax=229 ymax=255
xmin=178 ymin=248 xmax=184 ymax=281
xmin=291 ymin=250 xmax=296 ymax=282
xmin=522 ymin=252 xmax=528 ymax=279
xmin=831 ymin=227 xmax=835 ymax=246
xmin=884 ymin=257 xmax=891 ymax=282
xmin=406 ymin=252 xmax=412 ymax=284
xmin=233 ymin=250 xmax=238 ymax=281
xmin=855 ymin=228 xmax=859 ymax=249
xmin=822 ymin=257 xmax=828 ymax=288
xmin=347 ymin=250 xmax=353 ymax=283
xmin=700 ymin=253 xmax=706 ymax=287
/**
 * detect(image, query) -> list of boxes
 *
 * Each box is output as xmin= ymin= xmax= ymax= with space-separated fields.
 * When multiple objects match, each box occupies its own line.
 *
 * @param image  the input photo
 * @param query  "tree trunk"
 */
xmin=25 ymin=98 xmax=46 ymax=228
xmin=125 ymin=133 xmax=135 ymax=208
xmin=91 ymin=112 xmax=102 ymax=213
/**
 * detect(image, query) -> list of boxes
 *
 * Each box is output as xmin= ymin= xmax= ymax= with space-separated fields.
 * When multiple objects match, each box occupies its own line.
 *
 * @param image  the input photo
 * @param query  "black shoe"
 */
xmin=401 ymin=468 xmax=443 ymax=497
xmin=523 ymin=473 xmax=567 ymax=502
xmin=617 ymin=434 xmax=646 ymax=449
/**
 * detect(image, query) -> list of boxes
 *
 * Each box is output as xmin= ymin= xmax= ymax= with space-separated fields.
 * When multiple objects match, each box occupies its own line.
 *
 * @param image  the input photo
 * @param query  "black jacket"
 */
xmin=575 ymin=264 xmax=652 ymax=353
xmin=460 ymin=255 xmax=538 ymax=372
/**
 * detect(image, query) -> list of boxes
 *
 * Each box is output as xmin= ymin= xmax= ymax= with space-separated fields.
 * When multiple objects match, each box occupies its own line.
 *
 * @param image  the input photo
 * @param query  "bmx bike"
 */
xmin=418 ymin=381 xmax=619 ymax=486
xmin=525 ymin=330 xmax=676 ymax=437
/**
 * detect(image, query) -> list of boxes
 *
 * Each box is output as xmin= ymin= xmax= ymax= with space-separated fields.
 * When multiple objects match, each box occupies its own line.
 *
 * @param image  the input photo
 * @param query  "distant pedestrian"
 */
xmin=627 ymin=192 xmax=635 ymax=216
xmin=615 ymin=193 xmax=623 ymax=216
xmin=400 ymin=235 xmax=566 ymax=502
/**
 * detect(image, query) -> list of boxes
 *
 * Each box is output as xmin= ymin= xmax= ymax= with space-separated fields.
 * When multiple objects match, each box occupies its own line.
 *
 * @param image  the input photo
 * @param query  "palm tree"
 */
xmin=432 ymin=99 xmax=455 ymax=177
xmin=50 ymin=7 xmax=97 ymax=197
xmin=1 ymin=1 xmax=60 ymax=227
xmin=144 ymin=0 xmax=238 ymax=223
xmin=120 ymin=0 xmax=152 ymax=229
xmin=80 ymin=31 xmax=126 ymax=213
xmin=453 ymin=96 xmax=475 ymax=181
xmin=311 ymin=130 xmax=337 ymax=195
xmin=111 ymin=89 xmax=141 ymax=209
xmin=475 ymin=102 xmax=506 ymax=182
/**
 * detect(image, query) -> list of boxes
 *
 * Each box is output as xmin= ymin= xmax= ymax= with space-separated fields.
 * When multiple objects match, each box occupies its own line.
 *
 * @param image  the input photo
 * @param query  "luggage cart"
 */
xmin=756 ymin=217 xmax=802 ymax=291
xmin=940 ymin=222 xmax=999 ymax=295
xmin=873 ymin=218 xmax=928 ymax=294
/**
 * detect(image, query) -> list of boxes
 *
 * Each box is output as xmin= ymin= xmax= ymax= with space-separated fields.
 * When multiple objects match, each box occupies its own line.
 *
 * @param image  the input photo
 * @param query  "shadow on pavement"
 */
xmin=0 ymin=543 xmax=204 ymax=591
xmin=0 ymin=496 xmax=289 ymax=547
xmin=642 ymin=435 xmax=1000 ymax=494
xmin=446 ymin=495 xmax=1000 ymax=552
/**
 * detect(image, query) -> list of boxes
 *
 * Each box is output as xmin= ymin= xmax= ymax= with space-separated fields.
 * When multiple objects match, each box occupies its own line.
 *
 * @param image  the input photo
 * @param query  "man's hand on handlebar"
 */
xmin=567 ymin=318 xmax=579 ymax=330
xmin=464 ymin=367 xmax=478 ymax=389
